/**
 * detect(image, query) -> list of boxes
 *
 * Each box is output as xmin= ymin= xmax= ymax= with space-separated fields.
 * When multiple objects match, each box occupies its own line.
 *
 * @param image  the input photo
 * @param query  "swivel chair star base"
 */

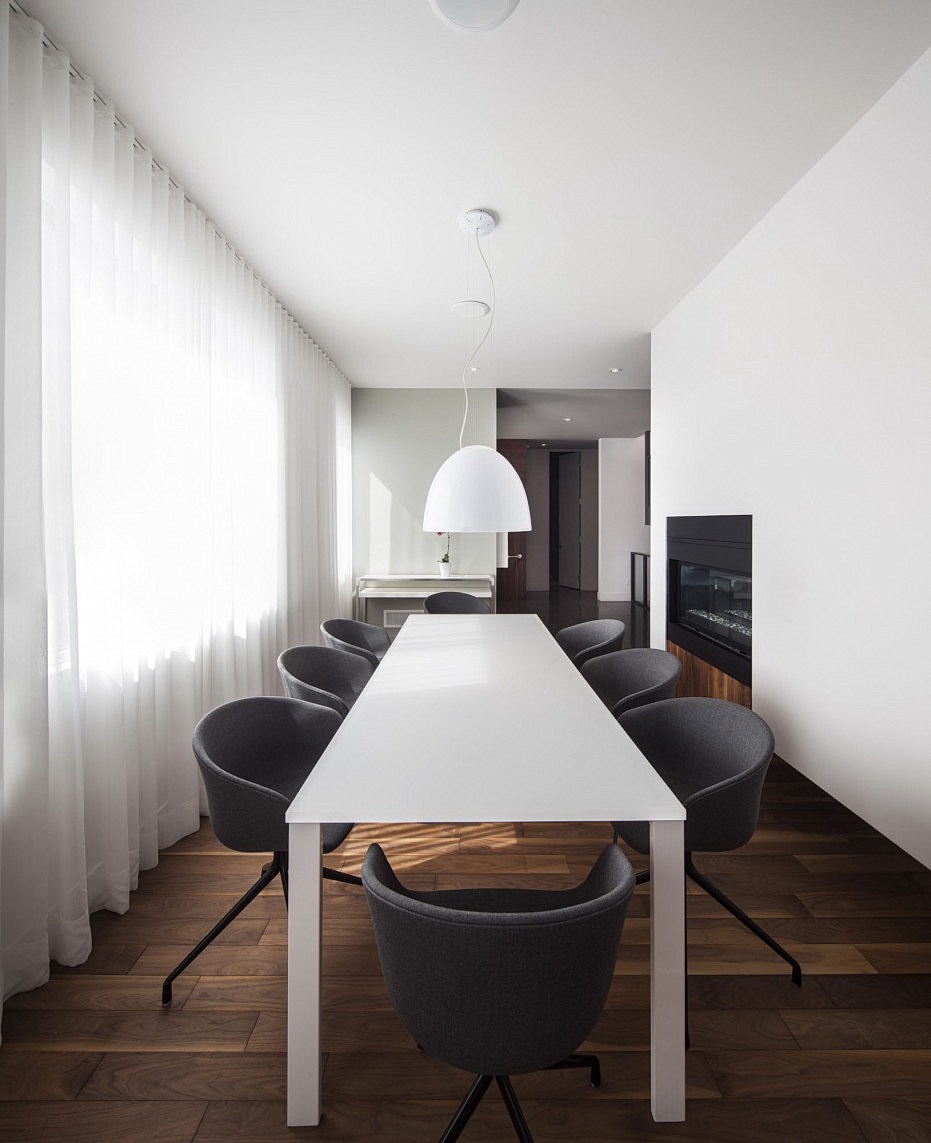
xmin=160 ymin=697 xmax=362 ymax=1007
xmin=441 ymin=1056 xmax=600 ymax=1143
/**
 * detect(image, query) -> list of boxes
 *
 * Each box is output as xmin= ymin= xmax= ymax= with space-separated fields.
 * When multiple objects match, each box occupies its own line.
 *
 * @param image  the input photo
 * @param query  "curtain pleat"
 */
xmin=0 ymin=7 xmax=352 ymax=1017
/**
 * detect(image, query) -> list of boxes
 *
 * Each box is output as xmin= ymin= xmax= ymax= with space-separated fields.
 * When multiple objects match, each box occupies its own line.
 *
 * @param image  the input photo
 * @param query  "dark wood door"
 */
xmin=496 ymin=440 xmax=529 ymax=603
xmin=557 ymin=451 xmax=581 ymax=590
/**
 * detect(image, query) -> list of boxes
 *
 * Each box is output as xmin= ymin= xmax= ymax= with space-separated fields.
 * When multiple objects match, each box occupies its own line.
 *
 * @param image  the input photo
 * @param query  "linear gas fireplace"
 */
xmin=667 ymin=515 xmax=752 ymax=686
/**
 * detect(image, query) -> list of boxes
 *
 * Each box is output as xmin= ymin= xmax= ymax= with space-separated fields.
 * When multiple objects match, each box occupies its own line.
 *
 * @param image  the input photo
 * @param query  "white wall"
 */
xmin=651 ymin=47 xmax=931 ymax=866
xmin=352 ymin=388 xmax=497 ymax=577
xmin=598 ymin=438 xmax=650 ymax=601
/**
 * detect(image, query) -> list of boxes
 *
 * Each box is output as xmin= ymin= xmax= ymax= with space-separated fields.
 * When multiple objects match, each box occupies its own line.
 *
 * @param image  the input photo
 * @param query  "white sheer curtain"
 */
xmin=0 ymin=7 xmax=351 ymax=1012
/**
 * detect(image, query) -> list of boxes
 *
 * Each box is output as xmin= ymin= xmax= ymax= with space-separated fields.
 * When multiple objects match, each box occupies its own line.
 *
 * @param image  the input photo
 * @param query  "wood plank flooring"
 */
xmin=1 ymin=758 xmax=930 ymax=1141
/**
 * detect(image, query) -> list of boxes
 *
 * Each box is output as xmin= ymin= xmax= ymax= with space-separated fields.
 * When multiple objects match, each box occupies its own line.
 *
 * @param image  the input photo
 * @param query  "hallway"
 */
xmin=498 ymin=588 xmax=649 ymax=648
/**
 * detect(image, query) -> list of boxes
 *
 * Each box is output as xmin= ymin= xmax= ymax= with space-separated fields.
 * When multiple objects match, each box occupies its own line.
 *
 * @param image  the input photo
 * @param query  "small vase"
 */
xmin=438 ymin=561 xmax=451 ymax=578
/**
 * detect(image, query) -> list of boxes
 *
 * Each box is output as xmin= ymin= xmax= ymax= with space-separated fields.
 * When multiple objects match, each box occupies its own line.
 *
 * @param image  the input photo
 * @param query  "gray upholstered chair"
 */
xmin=555 ymin=618 xmax=625 ymax=668
xmin=320 ymin=617 xmax=390 ymax=669
xmin=423 ymin=590 xmax=491 ymax=614
xmin=161 ymin=697 xmax=360 ymax=1006
xmin=363 ymin=843 xmax=635 ymax=1142
xmin=581 ymin=648 xmax=682 ymax=719
xmin=614 ymin=697 xmax=801 ymax=988
xmin=278 ymin=644 xmax=373 ymax=719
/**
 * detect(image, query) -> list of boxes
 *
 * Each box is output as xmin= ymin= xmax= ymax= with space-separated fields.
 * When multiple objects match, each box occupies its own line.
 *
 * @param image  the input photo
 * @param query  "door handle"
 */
xmin=508 ymin=554 xmax=523 ymax=560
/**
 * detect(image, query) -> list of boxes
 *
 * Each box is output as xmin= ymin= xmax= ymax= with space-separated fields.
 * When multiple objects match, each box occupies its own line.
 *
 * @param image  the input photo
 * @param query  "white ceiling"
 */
xmin=497 ymin=388 xmax=649 ymax=441
xmin=26 ymin=0 xmax=931 ymax=389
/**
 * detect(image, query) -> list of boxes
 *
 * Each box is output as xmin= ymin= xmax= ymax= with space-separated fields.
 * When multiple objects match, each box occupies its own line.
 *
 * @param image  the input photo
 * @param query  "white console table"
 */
xmin=355 ymin=573 xmax=496 ymax=632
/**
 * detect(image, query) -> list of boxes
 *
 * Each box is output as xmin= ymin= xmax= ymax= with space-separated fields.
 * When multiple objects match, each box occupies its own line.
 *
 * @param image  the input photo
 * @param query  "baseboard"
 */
xmin=597 ymin=591 xmax=630 ymax=602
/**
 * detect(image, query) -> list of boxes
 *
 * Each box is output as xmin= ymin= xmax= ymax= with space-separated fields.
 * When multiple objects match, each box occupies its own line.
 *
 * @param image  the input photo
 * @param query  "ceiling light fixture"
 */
xmin=429 ymin=0 xmax=520 ymax=34
xmin=423 ymin=210 xmax=531 ymax=534
xmin=564 ymin=417 xmax=572 ymax=422
xmin=609 ymin=367 xmax=621 ymax=373
xmin=451 ymin=299 xmax=490 ymax=319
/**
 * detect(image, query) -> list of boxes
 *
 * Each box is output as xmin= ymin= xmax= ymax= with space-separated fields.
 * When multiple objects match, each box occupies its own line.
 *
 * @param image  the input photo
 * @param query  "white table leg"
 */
xmin=649 ymin=818 xmax=686 ymax=1121
xmin=287 ymin=822 xmax=322 ymax=1126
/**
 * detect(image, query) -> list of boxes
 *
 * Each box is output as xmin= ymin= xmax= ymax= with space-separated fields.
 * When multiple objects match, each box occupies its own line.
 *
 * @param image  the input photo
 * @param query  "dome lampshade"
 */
xmin=423 ymin=445 xmax=531 ymax=533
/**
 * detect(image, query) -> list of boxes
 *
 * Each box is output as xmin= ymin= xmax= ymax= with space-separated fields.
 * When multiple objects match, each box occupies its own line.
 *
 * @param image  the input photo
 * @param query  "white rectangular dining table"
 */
xmin=286 ymin=613 xmax=686 ymax=1127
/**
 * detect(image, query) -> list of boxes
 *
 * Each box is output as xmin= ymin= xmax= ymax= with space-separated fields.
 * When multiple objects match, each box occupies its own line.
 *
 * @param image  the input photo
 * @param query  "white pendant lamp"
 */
xmin=424 ymin=445 xmax=531 ymax=532
xmin=429 ymin=0 xmax=520 ymax=35
xmin=422 ymin=210 xmax=531 ymax=535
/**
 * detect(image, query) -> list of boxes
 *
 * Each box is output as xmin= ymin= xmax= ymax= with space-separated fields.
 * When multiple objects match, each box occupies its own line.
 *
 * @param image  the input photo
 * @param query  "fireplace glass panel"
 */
xmin=677 ymin=563 xmax=752 ymax=657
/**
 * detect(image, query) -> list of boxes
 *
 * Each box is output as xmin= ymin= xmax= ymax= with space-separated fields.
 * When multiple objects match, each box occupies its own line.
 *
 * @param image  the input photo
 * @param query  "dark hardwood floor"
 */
xmin=499 ymin=588 xmax=649 ymax=647
xmin=1 ymin=754 xmax=929 ymax=1140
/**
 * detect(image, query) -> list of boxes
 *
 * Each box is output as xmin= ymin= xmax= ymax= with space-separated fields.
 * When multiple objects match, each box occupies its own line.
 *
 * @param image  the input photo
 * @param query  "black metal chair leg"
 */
xmin=439 ymin=1074 xmax=493 ymax=1143
xmin=635 ymin=868 xmax=651 ymax=885
xmin=323 ymin=867 xmax=363 ymax=887
xmin=547 ymin=1053 xmax=601 ymax=1087
xmin=686 ymin=858 xmax=803 ymax=986
xmin=162 ymin=853 xmax=281 ymax=1006
xmin=278 ymin=851 xmax=289 ymax=906
xmin=496 ymin=1076 xmax=534 ymax=1143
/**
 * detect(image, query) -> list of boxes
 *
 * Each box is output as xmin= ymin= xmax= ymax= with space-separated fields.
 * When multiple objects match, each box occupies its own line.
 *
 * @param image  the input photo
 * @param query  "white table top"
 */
xmin=288 ymin=614 xmax=685 ymax=825
xmin=358 ymin=588 xmax=492 ymax=598
xmin=356 ymin=573 xmax=495 ymax=582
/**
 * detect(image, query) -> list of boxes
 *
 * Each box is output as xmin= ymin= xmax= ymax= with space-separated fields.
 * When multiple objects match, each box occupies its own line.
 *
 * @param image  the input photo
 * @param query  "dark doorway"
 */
xmin=549 ymin=450 xmax=582 ymax=591
xmin=496 ymin=440 xmax=529 ymax=602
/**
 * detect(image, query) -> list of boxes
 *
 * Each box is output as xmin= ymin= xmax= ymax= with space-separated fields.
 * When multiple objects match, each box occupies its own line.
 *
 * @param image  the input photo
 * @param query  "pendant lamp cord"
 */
xmin=459 ymin=229 xmax=496 ymax=449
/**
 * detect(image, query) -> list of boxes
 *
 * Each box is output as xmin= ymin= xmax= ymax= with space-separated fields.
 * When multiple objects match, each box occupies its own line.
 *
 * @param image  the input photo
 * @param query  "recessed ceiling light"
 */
xmin=452 ymin=299 xmax=491 ymax=319
xmin=563 ymin=417 xmax=572 ymax=422
xmin=469 ymin=366 xmax=480 ymax=372
xmin=541 ymin=442 xmax=548 ymax=447
xmin=609 ymin=367 xmax=622 ymax=374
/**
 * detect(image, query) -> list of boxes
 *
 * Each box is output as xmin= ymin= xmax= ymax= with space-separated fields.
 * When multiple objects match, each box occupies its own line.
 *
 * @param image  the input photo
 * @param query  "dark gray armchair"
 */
xmin=423 ymin=591 xmax=491 ymax=614
xmin=161 ymin=697 xmax=359 ymax=1006
xmin=555 ymin=618 xmax=626 ymax=668
xmin=581 ymin=648 xmax=682 ymax=719
xmin=320 ymin=618 xmax=390 ymax=669
xmin=277 ymin=644 xmax=373 ymax=719
xmin=363 ymin=843 xmax=635 ymax=1141
xmin=614 ymin=697 xmax=801 ymax=991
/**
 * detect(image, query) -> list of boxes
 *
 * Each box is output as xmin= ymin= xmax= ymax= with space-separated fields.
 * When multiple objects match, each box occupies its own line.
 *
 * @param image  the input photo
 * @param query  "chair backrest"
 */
xmin=278 ymin=644 xmax=373 ymax=719
xmin=620 ymin=697 xmax=775 ymax=853
xmin=363 ymin=843 xmax=634 ymax=1077
xmin=320 ymin=618 xmax=390 ymax=669
xmin=581 ymin=648 xmax=682 ymax=719
xmin=555 ymin=618 xmax=625 ymax=668
xmin=193 ymin=697 xmax=341 ymax=854
xmin=423 ymin=591 xmax=491 ymax=614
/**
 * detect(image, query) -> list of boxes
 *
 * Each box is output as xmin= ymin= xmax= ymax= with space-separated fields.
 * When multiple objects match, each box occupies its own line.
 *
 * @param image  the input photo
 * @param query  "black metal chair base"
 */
xmin=323 ymin=867 xmax=363 ymax=887
xmin=438 ymin=1055 xmax=599 ymax=1143
xmin=161 ymin=851 xmax=362 ymax=1005
xmin=161 ymin=851 xmax=284 ymax=1006
xmin=684 ymin=857 xmax=802 ymax=987
xmin=547 ymin=1052 xmax=601 ymax=1087
xmin=633 ymin=856 xmax=803 ymax=986
xmin=496 ymin=1075 xmax=533 ymax=1143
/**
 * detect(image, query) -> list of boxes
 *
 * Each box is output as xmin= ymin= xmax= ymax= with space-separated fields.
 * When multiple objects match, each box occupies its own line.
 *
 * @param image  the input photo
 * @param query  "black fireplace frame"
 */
xmin=666 ymin=515 xmax=752 ymax=686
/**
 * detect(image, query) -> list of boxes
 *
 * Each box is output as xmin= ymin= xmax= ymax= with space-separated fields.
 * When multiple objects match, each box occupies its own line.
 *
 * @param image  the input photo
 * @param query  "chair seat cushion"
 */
xmin=612 ymin=820 xmax=650 ymax=854
xmin=323 ymin=822 xmax=354 ymax=853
